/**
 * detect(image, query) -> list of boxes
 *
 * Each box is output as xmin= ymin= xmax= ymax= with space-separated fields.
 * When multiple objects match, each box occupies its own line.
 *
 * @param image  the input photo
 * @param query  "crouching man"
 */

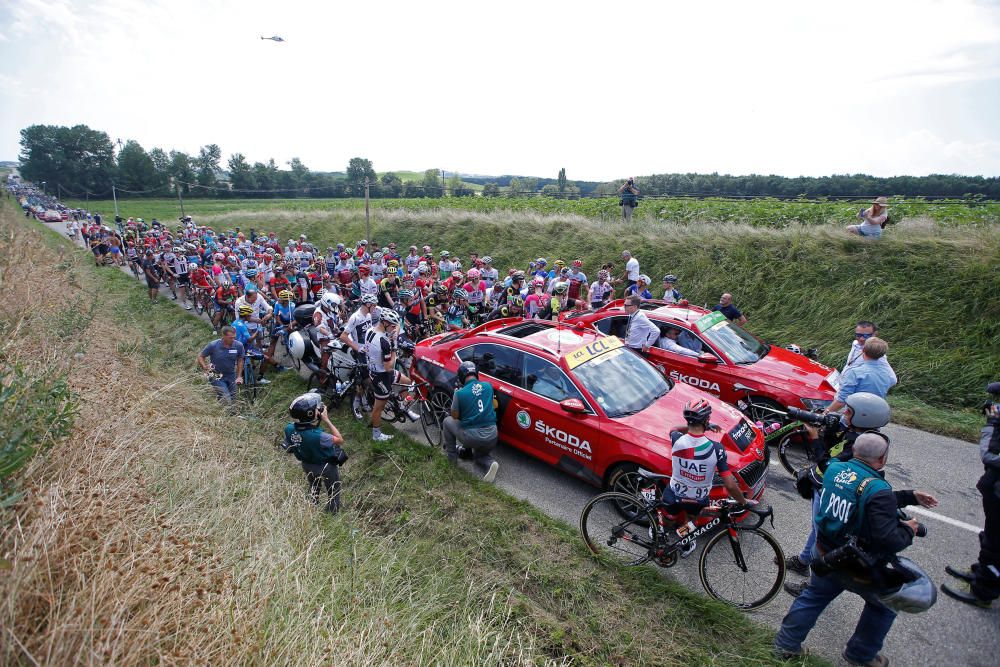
xmin=284 ymin=392 xmax=348 ymax=514
xmin=443 ymin=361 xmax=500 ymax=482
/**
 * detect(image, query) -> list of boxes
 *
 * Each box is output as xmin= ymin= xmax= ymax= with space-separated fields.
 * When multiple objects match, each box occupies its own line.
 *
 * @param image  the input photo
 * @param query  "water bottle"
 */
xmin=675 ymin=520 xmax=696 ymax=538
xmin=335 ymin=380 xmax=347 ymax=395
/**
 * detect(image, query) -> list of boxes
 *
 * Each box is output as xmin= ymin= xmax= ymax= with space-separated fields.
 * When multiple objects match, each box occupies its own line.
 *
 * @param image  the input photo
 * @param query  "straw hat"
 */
xmin=872 ymin=196 xmax=889 ymax=207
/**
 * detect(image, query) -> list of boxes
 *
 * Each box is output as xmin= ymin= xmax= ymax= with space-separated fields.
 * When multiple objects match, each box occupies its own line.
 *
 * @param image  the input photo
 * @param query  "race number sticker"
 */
xmin=694 ymin=311 xmax=726 ymax=333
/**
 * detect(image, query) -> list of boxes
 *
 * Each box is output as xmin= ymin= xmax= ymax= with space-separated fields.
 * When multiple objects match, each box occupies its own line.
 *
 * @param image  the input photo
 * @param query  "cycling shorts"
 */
xmin=176 ymin=274 xmax=190 ymax=286
xmin=370 ymin=370 xmax=398 ymax=400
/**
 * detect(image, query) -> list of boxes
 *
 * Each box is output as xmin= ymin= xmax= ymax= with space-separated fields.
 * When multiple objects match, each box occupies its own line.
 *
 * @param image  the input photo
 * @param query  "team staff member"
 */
xmin=943 ymin=399 xmax=1000 ymax=607
xmin=827 ymin=337 xmax=896 ymax=414
xmin=712 ymin=293 xmax=747 ymax=326
xmin=443 ymin=361 xmax=500 ymax=483
xmin=284 ymin=392 xmax=348 ymax=514
xmin=774 ymin=433 xmax=938 ymax=666
xmin=197 ymin=325 xmax=245 ymax=404
xmin=623 ymin=295 xmax=659 ymax=353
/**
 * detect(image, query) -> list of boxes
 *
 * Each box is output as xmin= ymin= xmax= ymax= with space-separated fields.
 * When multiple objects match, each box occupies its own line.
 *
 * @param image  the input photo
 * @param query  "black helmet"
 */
xmin=289 ymin=392 xmax=323 ymax=425
xmin=682 ymin=399 xmax=712 ymax=425
xmin=457 ymin=360 xmax=479 ymax=384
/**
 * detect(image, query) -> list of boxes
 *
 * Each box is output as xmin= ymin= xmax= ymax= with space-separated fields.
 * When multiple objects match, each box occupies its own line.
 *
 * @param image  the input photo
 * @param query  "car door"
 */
xmin=456 ymin=343 xmax=527 ymax=449
xmin=594 ymin=315 xmax=629 ymax=339
xmin=515 ymin=352 xmax=602 ymax=478
xmin=645 ymin=322 xmax=726 ymax=397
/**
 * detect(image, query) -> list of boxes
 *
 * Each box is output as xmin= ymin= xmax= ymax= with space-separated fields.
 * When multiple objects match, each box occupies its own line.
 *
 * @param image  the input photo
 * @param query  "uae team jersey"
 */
xmin=668 ymin=431 xmax=731 ymax=501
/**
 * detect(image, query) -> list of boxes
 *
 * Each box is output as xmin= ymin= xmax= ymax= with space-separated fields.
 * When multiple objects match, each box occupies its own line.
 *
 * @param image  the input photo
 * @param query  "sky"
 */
xmin=1 ymin=0 xmax=999 ymax=181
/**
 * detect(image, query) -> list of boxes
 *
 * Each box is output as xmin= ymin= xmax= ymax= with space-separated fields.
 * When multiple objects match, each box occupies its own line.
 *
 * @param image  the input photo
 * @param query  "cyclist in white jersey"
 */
xmin=172 ymin=253 xmax=192 ymax=309
xmin=589 ymin=270 xmax=614 ymax=308
xmin=480 ymin=256 xmax=499 ymax=289
xmin=664 ymin=399 xmax=751 ymax=556
xmin=340 ymin=294 xmax=377 ymax=419
xmin=363 ymin=310 xmax=414 ymax=442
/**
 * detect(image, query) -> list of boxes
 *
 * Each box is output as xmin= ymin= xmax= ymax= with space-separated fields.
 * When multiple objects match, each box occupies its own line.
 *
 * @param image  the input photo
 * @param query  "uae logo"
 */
xmin=516 ymin=410 xmax=532 ymax=429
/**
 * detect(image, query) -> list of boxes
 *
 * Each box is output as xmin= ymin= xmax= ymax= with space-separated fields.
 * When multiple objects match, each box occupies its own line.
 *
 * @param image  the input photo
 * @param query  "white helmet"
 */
xmin=320 ymin=292 xmax=342 ymax=312
xmin=360 ymin=293 xmax=378 ymax=306
xmin=379 ymin=309 xmax=400 ymax=328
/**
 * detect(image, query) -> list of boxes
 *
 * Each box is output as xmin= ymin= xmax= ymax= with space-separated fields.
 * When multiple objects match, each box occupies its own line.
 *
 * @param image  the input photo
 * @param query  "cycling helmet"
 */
xmin=422 ymin=245 xmax=431 ymax=252
xmin=360 ymin=293 xmax=378 ymax=306
xmin=453 ymin=288 xmax=469 ymax=300
xmin=509 ymin=295 xmax=525 ymax=309
xmin=663 ymin=274 xmax=678 ymax=284
xmin=467 ymin=268 xmax=481 ymax=280
xmin=457 ymin=360 xmax=479 ymax=384
xmin=288 ymin=392 xmax=323 ymax=425
xmin=398 ymin=289 xmax=414 ymax=300
xmin=877 ymin=557 xmax=937 ymax=613
xmin=553 ymin=282 xmax=569 ymax=294
xmin=246 ymin=259 xmax=258 ymax=269
xmin=402 ymin=275 xmax=415 ymax=287
xmin=572 ymin=259 xmax=583 ymax=267
xmin=359 ymin=239 xmax=368 ymax=246
xmin=274 ymin=265 xmax=285 ymax=273
xmin=638 ymin=274 xmax=650 ymax=284
xmin=418 ymin=265 xmax=429 ymax=275
xmin=238 ymin=305 xmax=254 ymax=317
xmin=536 ymin=258 xmax=547 ymax=266
xmin=222 ymin=246 xmax=232 ymax=254
xmin=339 ymin=252 xmax=349 ymax=260
xmin=532 ymin=277 xmax=545 ymax=288
xmin=372 ymin=251 xmax=383 ymax=261
xmin=785 ymin=344 xmax=802 ymax=354
xmin=387 ymin=266 xmax=398 ymax=276
xmin=451 ymin=270 xmax=463 ymax=279
xmin=409 ymin=245 xmax=418 ymax=251
xmin=319 ymin=292 xmax=342 ymax=312
xmin=278 ymin=290 xmax=294 ymax=300
xmin=213 ymin=252 xmax=225 ymax=261
xmin=683 ymin=399 xmax=713 ymax=425
xmin=844 ymin=392 xmax=891 ymax=429
xmin=554 ymin=259 xmax=565 ymax=268
xmin=387 ymin=259 xmax=399 ymax=267
xmin=434 ymin=284 xmax=449 ymax=297
xmin=598 ymin=270 xmax=610 ymax=281
xmin=440 ymin=250 xmax=450 ymax=258
xmin=482 ymin=256 xmax=493 ymax=264
xmin=512 ymin=271 xmax=525 ymax=282
xmin=560 ymin=267 xmax=570 ymax=276
xmin=245 ymin=284 xmax=258 ymax=294
xmin=379 ymin=309 xmax=400 ymax=328
xmin=188 ymin=262 xmax=198 ymax=270
xmin=358 ymin=264 xmax=371 ymax=274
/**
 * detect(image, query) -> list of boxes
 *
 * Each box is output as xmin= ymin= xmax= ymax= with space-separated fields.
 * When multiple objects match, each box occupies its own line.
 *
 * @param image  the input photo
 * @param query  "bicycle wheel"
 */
xmin=778 ymin=429 xmax=812 ymax=477
xmin=580 ymin=492 xmax=657 ymax=567
xmin=419 ymin=399 xmax=443 ymax=447
xmin=242 ymin=359 xmax=258 ymax=403
xmin=698 ymin=526 xmax=785 ymax=610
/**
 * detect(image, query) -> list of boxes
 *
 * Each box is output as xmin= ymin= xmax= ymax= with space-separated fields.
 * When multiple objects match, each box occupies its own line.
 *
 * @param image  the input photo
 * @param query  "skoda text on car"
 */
xmin=410 ymin=319 xmax=768 ymax=500
xmin=568 ymin=300 xmax=840 ymax=421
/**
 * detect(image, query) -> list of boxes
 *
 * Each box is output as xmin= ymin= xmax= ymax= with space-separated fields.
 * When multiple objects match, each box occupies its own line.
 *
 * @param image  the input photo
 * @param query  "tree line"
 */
xmin=17 ymin=124 xmax=1000 ymax=200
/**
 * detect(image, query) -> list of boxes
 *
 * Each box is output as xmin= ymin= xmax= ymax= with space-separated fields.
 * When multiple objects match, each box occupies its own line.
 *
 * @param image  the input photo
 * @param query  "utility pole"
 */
xmin=176 ymin=183 xmax=186 ymax=218
xmin=441 ymin=169 xmax=445 ymax=197
xmin=57 ymin=183 xmax=61 ymax=200
xmin=112 ymin=184 xmax=120 ymax=217
xmin=364 ymin=177 xmax=371 ymax=242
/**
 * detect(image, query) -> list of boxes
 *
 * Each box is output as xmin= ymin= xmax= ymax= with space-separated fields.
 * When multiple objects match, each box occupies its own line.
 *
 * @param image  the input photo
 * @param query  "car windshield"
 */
xmin=571 ymin=348 xmax=670 ymax=418
xmin=701 ymin=319 xmax=769 ymax=364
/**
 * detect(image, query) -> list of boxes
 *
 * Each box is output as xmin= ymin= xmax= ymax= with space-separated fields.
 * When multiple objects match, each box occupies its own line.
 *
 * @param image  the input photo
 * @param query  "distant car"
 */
xmin=60 ymin=210 xmax=70 ymax=221
xmin=567 ymin=299 xmax=840 ymax=422
xmin=42 ymin=210 xmax=63 ymax=222
xmin=411 ymin=318 xmax=768 ymax=499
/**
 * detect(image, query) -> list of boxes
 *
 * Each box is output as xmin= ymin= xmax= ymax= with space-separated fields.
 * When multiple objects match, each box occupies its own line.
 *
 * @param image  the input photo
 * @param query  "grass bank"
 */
xmin=1 ymin=201 xmax=812 ymax=663
xmin=74 ymin=201 xmax=993 ymax=440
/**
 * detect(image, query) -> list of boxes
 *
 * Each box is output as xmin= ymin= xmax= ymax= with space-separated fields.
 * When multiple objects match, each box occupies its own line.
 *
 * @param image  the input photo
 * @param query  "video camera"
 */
xmin=984 ymin=381 xmax=1000 ymax=417
xmin=787 ymin=406 xmax=841 ymax=429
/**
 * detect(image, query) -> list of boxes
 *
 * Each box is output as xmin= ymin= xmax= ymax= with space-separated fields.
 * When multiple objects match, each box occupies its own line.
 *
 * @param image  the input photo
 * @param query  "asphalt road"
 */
xmin=40 ymin=216 xmax=1000 ymax=666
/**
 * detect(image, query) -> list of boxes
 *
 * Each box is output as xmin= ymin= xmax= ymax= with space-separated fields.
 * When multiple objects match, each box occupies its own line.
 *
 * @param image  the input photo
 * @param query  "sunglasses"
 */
xmin=854 ymin=332 xmax=874 ymax=339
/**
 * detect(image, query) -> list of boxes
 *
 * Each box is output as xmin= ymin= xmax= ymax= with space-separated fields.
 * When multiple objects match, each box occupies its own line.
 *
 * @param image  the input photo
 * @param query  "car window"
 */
xmin=595 ymin=316 xmax=629 ymax=338
xmin=655 ymin=323 xmax=706 ymax=355
xmin=456 ymin=343 xmax=523 ymax=385
xmin=522 ymin=354 xmax=585 ymax=403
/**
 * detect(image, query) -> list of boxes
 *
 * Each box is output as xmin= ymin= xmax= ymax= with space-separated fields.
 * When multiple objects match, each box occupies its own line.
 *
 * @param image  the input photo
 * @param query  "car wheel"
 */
xmin=606 ymin=462 xmax=654 ymax=522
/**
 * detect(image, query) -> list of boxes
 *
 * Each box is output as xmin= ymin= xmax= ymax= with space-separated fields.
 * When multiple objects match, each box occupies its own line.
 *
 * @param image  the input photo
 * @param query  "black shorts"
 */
xmin=146 ymin=277 xmax=160 ymax=289
xmin=176 ymin=274 xmax=190 ymax=286
xmin=369 ymin=370 xmax=398 ymax=400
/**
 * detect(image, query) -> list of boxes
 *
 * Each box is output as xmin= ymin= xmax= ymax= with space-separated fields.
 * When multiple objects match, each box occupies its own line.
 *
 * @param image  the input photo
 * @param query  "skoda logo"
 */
xmin=516 ymin=410 xmax=532 ymax=429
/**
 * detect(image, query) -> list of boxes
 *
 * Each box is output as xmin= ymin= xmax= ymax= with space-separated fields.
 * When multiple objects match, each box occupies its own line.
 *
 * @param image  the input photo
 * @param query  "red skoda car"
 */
xmin=568 ymin=300 xmax=840 ymax=421
xmin=410 ymin=319 xmax=769 ymax=500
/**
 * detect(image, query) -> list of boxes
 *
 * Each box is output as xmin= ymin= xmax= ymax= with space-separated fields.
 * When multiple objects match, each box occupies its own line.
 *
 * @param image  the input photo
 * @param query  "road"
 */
xmin=38 ymin=216 xmax=999 ymax=666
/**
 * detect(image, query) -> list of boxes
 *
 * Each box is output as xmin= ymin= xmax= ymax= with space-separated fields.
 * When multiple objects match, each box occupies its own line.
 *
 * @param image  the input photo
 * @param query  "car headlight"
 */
xmin=825 ymin=369 xmax=841 ymax=391
xmin=801 ymin=397 xmax=832 ymax=412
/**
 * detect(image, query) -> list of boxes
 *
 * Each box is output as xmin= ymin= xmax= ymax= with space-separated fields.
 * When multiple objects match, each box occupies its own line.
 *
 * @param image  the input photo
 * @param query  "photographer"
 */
xmin=617 ymin=177 xmax=639 ymax=223
xmin=942 ymin=384 xmax=1000 ymax=608
xmin=284 ymin=392 xmax=348 ymax=514
xmin=443 ymin=361 xmax=499 ymax=482
xmin=775 ymin=433 xmax=938 ymax=666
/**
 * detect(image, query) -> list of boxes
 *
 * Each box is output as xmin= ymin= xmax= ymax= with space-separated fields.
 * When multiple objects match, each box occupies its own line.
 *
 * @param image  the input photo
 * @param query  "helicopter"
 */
xmin=260 ymin=35 xmax=285 ymax=42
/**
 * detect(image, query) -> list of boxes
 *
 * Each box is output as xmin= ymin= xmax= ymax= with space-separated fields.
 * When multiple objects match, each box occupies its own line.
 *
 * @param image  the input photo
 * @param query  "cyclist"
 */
xmin=404 ymin=245 xmax=421 ymax=273
xmin=589 ymin=269 xmax=614 ymax=308
xmin=463 ymin=268 xmax=489 ymax=323
xmin=378 ymin=266 xmax=401 ymax=309
xmin=539 ymin=282 xmax=574 ymax=320
xmin=625 ymin=274 xmax=653 ymax=300
xmin=495 ymin=270 xmax=525 ymax=307
xmin=268 ymin=265 xmax=291 ymax=301
xmin=141 ymin=249 xmax=161 ymax=303
xmin=446 ymin=288 xmax=471 ymax=330
xmin=662 ymin=275 xmax=683 ymax=303
xmin=353 ymin=264 xmax=378 ymax=302
xmin=313 ymin=291 xmax=344 ymax=384
xmin=665 ymin=399 xmax=751 ymax=557
xmin=566 ymin=260 xmax=588 ymax=303
xmin=212 ymin=282 xmax=239 ymax=330
xmin=486 ymin=294 xmax=525 ymax=321
xmin=341 ymin=293 xmax=378 ymax=420
xmin=363 ymin=309 xmax=415 ymax=442
xmin=480 ymin=256 xmax=499 ymax=290
xmin=523 ymin=278 xmax=546 ymax=319
xmin=266 ymin=289 xmax=296 ymax=370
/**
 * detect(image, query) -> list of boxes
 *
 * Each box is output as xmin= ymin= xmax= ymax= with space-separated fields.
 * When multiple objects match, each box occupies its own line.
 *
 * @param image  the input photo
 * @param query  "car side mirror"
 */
xmin=560 ymin=398 xmax=587 ymax=414
xmin=697 ymin=353 xmax=720 ymax=364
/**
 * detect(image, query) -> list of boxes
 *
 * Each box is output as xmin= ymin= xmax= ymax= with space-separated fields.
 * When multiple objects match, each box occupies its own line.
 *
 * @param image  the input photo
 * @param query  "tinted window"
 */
xmin=656 ymin=323 xmax=706 ymax=354
xmin=595 ymin=316 xmax=629 ymax=338
xmin=522 ymin=354 xmax=585 ymax=403
xmin=456 ymin=344 xmax=523 ymax=385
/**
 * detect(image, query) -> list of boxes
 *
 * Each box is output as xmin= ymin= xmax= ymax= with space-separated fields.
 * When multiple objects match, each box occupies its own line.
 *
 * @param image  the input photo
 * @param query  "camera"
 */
xmin=786 ymin=406 xmax=839 ymax=428
xmin=983 ymin=381 xmax=1000 ymax=417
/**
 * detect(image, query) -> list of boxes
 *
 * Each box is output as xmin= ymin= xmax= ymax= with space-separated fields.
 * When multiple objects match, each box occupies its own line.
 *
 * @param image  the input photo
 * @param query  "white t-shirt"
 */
xmin=626 ymin=257 xmax=640 ymax=281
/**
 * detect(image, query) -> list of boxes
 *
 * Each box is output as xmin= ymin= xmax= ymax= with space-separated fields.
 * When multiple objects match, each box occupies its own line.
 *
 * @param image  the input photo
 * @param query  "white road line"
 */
xmin=908 ymin=506 xmax=982 ymax=533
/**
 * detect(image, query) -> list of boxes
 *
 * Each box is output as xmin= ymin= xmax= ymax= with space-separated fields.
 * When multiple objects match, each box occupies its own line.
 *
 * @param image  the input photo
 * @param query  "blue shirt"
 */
xmin=835 ymin=358 xmax=898 ymax=403
xmin=232 ymin=319 xmax=253 ymax=347
xmin=712 ymin=303 xmax=743 ymax=321
xmin=200 ymin=338 xmax=245 ymax=381
xmin=625 ymin=285 xmax=652 ymax=299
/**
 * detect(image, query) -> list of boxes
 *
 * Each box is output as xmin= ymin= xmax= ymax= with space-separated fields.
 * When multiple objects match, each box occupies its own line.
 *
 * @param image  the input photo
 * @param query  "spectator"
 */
xmin=197 ymin=326 xmax=245 ymax=404
xmin=827 ymin=337 xmax=897 ymax=414
xmin=443 ymin=361 xmax=500 ymax=482
xmin=843 ymin=320 xmax=890 ymax=374
xmin=847 ymin=197 xmax=889 ymax=239
xmin=712 ymin=293 xmax=747 ymax=326
xmin=621 ymin=251 xmax=640 ymax=291
xmin=617 ymin=177 xmax=639 ymax=222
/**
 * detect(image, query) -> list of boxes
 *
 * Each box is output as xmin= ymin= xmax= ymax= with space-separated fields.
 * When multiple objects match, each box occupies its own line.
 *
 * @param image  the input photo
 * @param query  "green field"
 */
xmin=62 ymin=196 xmax=999 ymax=440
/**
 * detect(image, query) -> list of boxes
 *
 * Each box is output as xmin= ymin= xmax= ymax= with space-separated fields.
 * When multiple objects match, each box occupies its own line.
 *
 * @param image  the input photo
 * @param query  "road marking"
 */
xmin=908 ymin=506 xmax=982 ymax=533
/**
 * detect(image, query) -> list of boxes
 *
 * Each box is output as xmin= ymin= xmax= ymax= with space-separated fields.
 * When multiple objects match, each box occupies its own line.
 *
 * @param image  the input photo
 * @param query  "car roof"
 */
xmin=572 ymin=299 xmax=712 ymax=328
xmin=457 ymin=319 xmax=609 ymax=362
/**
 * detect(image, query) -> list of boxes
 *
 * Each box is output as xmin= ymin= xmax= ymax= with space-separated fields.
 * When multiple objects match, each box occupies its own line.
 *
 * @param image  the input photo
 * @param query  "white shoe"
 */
xmin=680 ymin=539 xmax=697 ymax=558
xmin=483 ymin=461 xmax=499 ymax=483
xmin=373 ymin=432 xmax=393 ymax=442
xmin=184 ymin=304 xmax=192 ymax=310
xmin=406 ymin=409 xmax=421 ymax=422
xmin=256 ymin=377 xmax=271 ymax=386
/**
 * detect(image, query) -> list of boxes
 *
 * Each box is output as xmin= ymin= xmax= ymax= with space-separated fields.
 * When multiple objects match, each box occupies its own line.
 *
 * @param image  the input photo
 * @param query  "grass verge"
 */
xmin=1 ymin=200 xmax=819 ymax=663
